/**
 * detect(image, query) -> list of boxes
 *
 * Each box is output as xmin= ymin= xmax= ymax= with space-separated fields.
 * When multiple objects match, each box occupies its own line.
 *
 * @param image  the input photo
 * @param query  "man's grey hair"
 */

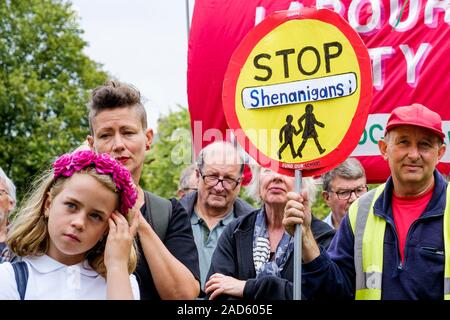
xmin=0 ymin=166 xmax=16 ymax=207
xmin=196 ymin=141 xmax=245 ymax=175
xmin=245 ymin=165 xmax=317 ymax=205
xmin=178 ymin=164 xmax=197 ymax=191
xmin=321 ymin=157 xmax=366 ymax=192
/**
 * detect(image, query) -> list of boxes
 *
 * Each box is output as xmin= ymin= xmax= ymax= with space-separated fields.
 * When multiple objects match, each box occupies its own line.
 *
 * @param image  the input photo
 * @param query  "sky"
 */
xmin=71 ymin=0 xmax=195 ymax=130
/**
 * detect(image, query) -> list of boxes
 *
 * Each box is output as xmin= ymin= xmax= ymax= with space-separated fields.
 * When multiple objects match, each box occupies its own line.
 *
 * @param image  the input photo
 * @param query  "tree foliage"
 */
xmin=140 ymin=107 xmax=259 ymax=204
xmin=141 ymin=106 xmax=193 ymax=198
xmin=311 ymin=185 xmax=329 ymax=220
xmin=0 ymin=0 xmax=107 ymax=198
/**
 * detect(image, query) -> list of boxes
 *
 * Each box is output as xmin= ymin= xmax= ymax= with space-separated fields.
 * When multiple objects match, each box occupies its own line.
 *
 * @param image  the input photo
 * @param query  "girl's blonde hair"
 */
xmin=245 ymin=164 xmax=317 ymax=206
xmin=6 ymin=167 xmax=137 ymax=277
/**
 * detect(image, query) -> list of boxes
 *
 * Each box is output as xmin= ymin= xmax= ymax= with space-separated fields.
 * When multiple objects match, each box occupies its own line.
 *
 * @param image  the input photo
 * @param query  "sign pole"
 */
xmin=293 ymin=169 xmax=302 ymax=300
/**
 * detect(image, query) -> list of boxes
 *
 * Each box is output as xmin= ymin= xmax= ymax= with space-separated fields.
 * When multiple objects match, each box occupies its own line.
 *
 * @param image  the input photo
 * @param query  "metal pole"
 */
xmin=185 ymin=0 xmax=191 ymax=41
xmin=185 ymin=0 xmax=194 ymax=165
xmin=293 ymin=169 xmax=302 ymax=300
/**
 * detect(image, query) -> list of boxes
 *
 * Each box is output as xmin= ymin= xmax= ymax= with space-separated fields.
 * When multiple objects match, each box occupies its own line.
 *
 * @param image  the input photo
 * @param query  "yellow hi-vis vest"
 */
xmin=348 ymin=183 xmax=450 ymax=300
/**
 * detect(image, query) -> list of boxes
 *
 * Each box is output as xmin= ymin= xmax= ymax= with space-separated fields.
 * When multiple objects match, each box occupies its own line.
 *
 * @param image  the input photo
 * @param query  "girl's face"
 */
xmin=45 ymin=173 xmax=118 ymax=265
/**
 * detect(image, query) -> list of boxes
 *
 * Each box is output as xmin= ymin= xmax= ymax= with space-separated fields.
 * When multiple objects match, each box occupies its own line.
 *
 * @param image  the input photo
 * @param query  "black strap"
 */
xmin=143 ymin=191 xmax=172 ymax=241
xmin=12 ymin=261 xmax=29 ymax=300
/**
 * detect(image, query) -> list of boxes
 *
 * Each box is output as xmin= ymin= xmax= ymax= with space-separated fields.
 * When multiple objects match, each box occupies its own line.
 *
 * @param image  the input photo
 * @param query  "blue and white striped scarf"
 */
xmin=252 ymin=208 xmax=294 ymax=278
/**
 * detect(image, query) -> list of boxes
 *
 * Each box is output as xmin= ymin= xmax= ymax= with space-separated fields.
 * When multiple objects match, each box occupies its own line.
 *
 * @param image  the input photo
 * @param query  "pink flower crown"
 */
xmin=52 ymin=150 xmax=137 ymax=215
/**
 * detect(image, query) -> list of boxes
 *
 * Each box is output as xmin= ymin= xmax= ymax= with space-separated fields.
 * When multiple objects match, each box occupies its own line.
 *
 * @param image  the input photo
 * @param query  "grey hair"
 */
xmin=0 ymin=166 xmax=16 ymax=207
xmin=178 ymin=164 xmax=197 ymax=190
xmin=245 ymin=165 xmax=317 ymax=206
xmin=196 ymin=141 xmax=245 ymax=175
xmin=321 ymin=157 xmax=366 ymax=192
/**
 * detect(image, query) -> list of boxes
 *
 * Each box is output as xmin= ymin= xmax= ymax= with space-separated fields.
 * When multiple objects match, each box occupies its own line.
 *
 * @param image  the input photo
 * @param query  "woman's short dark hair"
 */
xmin=88 ymin=80 xmax=148 ymax=134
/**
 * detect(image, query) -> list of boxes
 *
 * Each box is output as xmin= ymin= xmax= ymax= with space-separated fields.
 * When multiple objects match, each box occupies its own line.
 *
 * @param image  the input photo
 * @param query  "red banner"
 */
xmin=187 ymin=0 xmax=450 ymax=182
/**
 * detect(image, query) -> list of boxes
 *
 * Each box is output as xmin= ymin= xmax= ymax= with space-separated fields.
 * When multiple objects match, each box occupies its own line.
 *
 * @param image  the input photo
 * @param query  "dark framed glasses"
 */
xmin=199 ymin=172 xmax=241 ymax=190
xmin=331 ymin=185 xmax=368 ymax=200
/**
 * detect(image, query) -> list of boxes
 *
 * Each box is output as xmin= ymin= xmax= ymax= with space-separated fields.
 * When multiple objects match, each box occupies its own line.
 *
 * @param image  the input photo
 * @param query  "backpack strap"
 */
xmin=12 ymin=261 xmax=29 ymax=300
xmin=143 ymin=191 xmax=172 ymax=241
xmin=1 ymin=246 xmax=19 ymax=263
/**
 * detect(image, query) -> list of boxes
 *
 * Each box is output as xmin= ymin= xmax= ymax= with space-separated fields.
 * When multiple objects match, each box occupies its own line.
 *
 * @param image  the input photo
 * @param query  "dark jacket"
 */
xmin=207 ymin=208 xmax=335 ymax=300
xmin=180 ymin=190 xmax=254 ymax=297
xmin=179 ymin=191 xmax=255 ymax=218
xmin=302 ymin=170 xmax=448 ymax=300
xmin=135 ymin=197 xmax=200 ymax=300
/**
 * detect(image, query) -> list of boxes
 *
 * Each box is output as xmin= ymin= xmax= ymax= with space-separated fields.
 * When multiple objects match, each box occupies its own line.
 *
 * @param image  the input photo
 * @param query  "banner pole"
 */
xmin=185 ymin=0 xmax=191 ymax=41
xmin=293 ymin=169 xmax=302 ymax=300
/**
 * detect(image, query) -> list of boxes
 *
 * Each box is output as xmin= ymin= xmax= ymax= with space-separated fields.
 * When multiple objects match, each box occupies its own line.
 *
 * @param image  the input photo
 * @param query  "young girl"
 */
xmin=0 ymin=150 xmax=140 ymax=299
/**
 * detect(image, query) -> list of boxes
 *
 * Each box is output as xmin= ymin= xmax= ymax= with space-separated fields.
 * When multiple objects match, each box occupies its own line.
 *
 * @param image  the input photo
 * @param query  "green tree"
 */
xmin=0 ymin=0 xmax=107 ymax=198
xmin=141 ymin=106 xmax=259 ymax=206
xmin=311 ymin=185 xmax=329 ymax=220
xmin=141 ymin=106 xmax=193 ymax=198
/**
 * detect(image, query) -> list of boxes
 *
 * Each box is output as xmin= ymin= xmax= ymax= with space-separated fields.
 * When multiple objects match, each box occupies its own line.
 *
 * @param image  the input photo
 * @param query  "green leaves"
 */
xmin=141 ymin=106 xmax=192 ymax=199
xmin=0 ymin=0 xmax=107 ymax=199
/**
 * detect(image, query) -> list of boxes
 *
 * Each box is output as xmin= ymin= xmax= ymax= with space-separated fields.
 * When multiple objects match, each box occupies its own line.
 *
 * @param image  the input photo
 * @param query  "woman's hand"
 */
xmin=204 ymin=273 xmax=246 ymax=300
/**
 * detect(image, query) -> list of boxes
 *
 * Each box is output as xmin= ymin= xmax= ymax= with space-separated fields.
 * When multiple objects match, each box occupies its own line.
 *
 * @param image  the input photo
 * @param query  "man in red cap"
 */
xmin=283 ymin=103 xmax=449 ymax=300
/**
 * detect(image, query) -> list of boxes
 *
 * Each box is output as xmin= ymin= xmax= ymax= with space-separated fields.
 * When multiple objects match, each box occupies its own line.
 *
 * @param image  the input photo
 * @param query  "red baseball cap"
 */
xmin=385 ymin=103 xmax=445 ymax=142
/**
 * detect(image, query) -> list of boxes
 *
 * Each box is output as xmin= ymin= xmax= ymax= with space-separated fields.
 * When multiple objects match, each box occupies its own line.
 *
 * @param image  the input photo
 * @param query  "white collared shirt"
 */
xmin=322 ymin=211 xmax=336 ymax=229
xmin=0 ymin=255 xmax=140 ymax=300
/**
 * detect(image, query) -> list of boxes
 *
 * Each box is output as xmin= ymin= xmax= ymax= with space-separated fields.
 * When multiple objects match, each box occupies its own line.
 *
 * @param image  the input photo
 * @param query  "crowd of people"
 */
xmin=0 ymin=80 xmax=448 ymax=300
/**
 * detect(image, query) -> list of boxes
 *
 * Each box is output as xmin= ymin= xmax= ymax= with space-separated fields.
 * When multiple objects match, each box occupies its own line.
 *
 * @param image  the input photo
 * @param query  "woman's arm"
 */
xmin=138 ymin=212 xmax=199 ymax=299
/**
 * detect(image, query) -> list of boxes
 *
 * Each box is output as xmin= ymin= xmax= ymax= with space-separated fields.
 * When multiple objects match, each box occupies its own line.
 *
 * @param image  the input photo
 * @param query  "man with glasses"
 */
xmin=0 ymin=166 xmax=16 ymax=261
xmin=180 ymin=142 xmax=254 ymax=291
xmin=321 ymin=158 xmax=367 ymax=229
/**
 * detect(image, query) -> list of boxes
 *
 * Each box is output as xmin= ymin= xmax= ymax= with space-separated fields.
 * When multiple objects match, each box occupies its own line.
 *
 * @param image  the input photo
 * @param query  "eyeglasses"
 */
xmin=199 ymin=172 xmax=241 ymax=190
xmin=331 ymin=185 xmax=368 ymax=200
xmin=182 ymin=188 xmax=198 ymax=193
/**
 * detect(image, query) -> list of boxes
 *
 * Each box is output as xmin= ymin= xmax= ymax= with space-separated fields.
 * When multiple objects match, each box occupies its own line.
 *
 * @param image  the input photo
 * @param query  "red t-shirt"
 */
xmin=392 ymin=186 xmax=434 ymax=262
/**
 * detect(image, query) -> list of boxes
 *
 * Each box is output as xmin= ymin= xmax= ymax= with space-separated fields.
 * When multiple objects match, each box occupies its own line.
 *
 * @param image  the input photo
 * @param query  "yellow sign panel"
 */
xmin=236 ymin=19 xmax=360 ymax=163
